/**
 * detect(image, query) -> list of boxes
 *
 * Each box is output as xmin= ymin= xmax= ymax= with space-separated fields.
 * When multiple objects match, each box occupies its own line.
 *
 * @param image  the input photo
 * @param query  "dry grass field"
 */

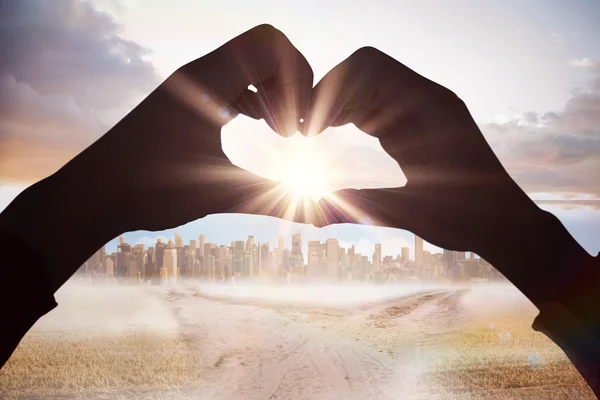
xmin=0 ymin=283 xmax=596 ymax=399
xmin=420 ymin=316 xmax=594 ymax=399
xmin=0 ymin=332 xmax=202 ymax=399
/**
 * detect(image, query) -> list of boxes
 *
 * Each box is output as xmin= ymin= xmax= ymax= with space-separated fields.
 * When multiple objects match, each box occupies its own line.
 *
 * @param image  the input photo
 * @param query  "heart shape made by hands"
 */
xmin=222 ymin=115 xmax=407 ymax=201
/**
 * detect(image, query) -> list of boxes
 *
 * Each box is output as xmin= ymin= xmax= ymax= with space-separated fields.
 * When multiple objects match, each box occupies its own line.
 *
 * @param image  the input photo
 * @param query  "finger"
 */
xmin=177 ymin=162 xmax=325 ymax=226
xmin=317 ymin=187 xmax=481 ymax=252
xmin=306 ymin=46 xmax=431 ymax=137
xmin=230 ymin=89 xmax=263 ymax=120
xmin=183 ymin=24 xmax=313 ymax=136
xmin=315 ymin=187 xmax=421 ymax=231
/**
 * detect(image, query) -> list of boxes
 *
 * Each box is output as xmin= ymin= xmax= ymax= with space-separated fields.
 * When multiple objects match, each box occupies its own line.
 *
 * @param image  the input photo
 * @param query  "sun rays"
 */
xmin=161 ymin=68 xmax=388 ymax=228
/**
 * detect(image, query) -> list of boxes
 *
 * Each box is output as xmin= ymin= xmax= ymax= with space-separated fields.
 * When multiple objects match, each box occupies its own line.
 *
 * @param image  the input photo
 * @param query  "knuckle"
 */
xmin=344 ymin=46 xmax=383 ymax=76
xmin=427 ymin=83 xmax=465 ymax=107
xmin=251 ymin=23 xmax=286 ymax=42
xmin=349 ymin=46 xmax=383 ymax=68
xmin=353 ymin=46 xmax=382 ymax=58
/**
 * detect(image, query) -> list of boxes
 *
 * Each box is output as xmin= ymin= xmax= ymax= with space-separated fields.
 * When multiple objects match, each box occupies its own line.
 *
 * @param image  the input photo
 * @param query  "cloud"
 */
xmin=570 ymin=58 xmax=596 ymax=68
xmin=0 ymin=0 xmax=161 ymax=182
xmin=481 ymin=59 xmax=600 ymax=198
xmin=536 ymin=200 xmax=600 ymax=211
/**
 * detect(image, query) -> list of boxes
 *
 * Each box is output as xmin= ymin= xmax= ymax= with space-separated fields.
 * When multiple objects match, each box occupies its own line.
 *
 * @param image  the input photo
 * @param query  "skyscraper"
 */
xmin=164 ymin=239 xmax=178 ymax=284
xmin=116 ymin=238 xmax=132 ymax=277
xmin=216 ymin=245 xmax=230 ymax=281
xmin=234 ymin=241 xmax=245 ymax=276
xmin=325 ymin=238 xmax=339 ymax=280
xmin=289 ymin=231 xmax=304 ymax=276
xmin=373 ymin=243 xmax=382 ymax=271
xmin=260 ymin=242 xmax=271 ymax=276
xmin=155 ymin=239 xmax=166 ymax=283
xmin=307 ymin=240 xmax=323 ymax=276
xmin=415 ymin=235 xmax=424 ymax=265
xmin=401 ymin=247 xmax=410 ymax=263
xmin=174 ymin=232 xmax=183 ymax=249
xmin=132 ymin=244 xmax=145 ymax=281
xmin=443 ymin=249 xmax=458 ymax=279
xmin=198 ymin=234 xmax=206 ymax=256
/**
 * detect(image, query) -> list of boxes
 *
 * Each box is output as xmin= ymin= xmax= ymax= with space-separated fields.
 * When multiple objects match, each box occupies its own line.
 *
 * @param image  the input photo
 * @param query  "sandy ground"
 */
xmin=1 ymin=281 xmax=596 ymax=399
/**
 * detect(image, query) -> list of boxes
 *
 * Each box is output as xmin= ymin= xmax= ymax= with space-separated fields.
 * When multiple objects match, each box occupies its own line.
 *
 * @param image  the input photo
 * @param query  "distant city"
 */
xmin=77 ymin=232 xmax=507 ymax=285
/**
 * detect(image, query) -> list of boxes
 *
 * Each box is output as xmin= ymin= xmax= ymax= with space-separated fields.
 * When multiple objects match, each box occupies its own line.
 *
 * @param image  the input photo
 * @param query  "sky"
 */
xmin=0 ymin=0 xmax=599 ymax=258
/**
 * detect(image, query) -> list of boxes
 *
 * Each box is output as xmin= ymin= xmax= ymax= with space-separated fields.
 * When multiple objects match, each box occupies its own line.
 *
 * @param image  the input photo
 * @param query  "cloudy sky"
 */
xmin=1 ymin=0 xmax=599 ymax=258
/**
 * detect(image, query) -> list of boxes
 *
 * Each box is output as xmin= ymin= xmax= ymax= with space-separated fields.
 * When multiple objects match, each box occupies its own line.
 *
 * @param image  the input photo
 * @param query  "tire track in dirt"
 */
xmin=163 ymin=286 xmax=469 ymax=400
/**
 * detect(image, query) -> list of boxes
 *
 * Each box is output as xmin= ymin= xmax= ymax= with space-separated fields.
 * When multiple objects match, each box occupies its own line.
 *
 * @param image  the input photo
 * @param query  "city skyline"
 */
xmin=104 ymin=218 xmax=442 ymax=264
xmin=77 ymin=229 xmax=500 ymax=286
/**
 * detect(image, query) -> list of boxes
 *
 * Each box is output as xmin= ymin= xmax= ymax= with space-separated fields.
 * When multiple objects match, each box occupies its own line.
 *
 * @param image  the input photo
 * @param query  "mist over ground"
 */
xmin=5 ymin=280 xmax=592 ymax=399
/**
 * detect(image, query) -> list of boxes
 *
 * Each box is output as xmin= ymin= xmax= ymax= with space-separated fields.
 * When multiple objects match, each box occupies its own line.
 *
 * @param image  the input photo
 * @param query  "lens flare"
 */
xmin=277 ymin=133 xmax=333 ymax=201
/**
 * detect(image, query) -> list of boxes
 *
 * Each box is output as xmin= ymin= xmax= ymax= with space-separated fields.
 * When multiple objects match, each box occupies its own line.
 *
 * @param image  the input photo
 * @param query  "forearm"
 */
xmin=0 ymin=168 xmax=122 ymax=292
xmin=479 ymin=208 xmax=600 ymax=396
xmin=0 ymin=168 xmax=125 ymax=368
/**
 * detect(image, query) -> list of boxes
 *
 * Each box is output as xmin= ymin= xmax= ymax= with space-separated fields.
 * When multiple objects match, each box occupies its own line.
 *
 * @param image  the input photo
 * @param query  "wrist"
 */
xmin=0 ymin=168 xmax=122 ymax=291
xmin=478 ymin=206 xmax=594 ymax=306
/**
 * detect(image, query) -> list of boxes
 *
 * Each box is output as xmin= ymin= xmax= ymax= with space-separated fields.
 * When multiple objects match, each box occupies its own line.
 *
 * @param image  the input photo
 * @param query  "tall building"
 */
xmin=325 ymin=238 xmax=339 ymax=280
xmin=116 ymin=238 xmax=132 ymax=278
xmin=401 ymin=247 xmax=410 ymax=263
xmin=347 ymin=245 xmax=355 ymax=271
xmin=259 ymin=243 xmax=271 ymax=277
xmin=198 ymin=234 xmax=206 ymax=256
xmin=163 ymin=239 xmax=178 ymax=284
xmin=217 ymin=245 xmax=230 ymax=280
xmin=234 ymin=241 xmax=245 ymax=276
xmin=155 ymin=239 xmax=166 ymax=273
xmin=174 ymin=232 xmax=183 ymax=249
xmin=415 ymin=235 xmax=424 ymax=265
xmin=307 ymin=240 xmax=323 ymax=276
xmin=145 ymin=246 xmax=156 ymax=282
xmin=246 ymin=235 xmax=255 ymax=250
xmin=274 ymin=236 xmax=285 ymax=275
xmin=203 ymin=243 xmax=217 ymax=278
xmin=105 ymin=258 xmax=114 ymax=277
xmin=132 ymin=244 xmax=145 ymax=281
xmin=288 ymin=231 xmax=304 ymax=276
xmin=443 ymin=249 xmax=459 ymax=280
xmin=373 ymin=243 xmax=382 ymax=271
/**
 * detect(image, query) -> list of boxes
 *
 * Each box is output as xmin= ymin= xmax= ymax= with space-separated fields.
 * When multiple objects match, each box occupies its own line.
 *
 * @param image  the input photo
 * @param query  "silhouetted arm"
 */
xmin=309 ymin=46 xmax=600 ymax=397
xmin=0 ymin=230 xmax=57 ymax=369
xmin=479 ymin=210 xmax=600 ymax=395
xmin=0 ymin=172 xmax=116 ymax=368
xmin=0 ymin=24 xmax=315 ymax=369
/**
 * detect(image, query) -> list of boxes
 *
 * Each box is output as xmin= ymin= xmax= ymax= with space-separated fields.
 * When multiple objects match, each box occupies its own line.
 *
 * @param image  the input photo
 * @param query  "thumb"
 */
xmin=315 ymin=187 xmax=423 ymax=232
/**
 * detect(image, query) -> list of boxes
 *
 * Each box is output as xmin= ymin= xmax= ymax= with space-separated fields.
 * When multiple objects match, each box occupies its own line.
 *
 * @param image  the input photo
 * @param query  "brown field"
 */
xmin=420 ymin=317 xmax=594 ymax=399
xmin=0 ymin=332 xmax=202 ymax=399
xmin=0 ymin=283 xmax=596 ymax=399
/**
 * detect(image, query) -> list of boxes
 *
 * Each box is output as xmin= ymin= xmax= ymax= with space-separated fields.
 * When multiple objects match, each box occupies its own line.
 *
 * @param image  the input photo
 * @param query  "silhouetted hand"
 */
xmin=0 ymin=25 xmax=319 ymax=288
xmin=56 ymin=24 xmax=315 ymax=233
xmin=308 ymin=47 xmax=547 ymax=259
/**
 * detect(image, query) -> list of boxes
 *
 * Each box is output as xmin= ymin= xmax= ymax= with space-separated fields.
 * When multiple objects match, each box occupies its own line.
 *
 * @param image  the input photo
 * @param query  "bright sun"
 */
xmin=278 ymin=133 xmax=332 ymax=200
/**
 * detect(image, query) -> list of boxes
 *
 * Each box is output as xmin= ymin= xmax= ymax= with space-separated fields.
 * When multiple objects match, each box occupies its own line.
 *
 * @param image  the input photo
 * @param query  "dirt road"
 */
xmin=164 ymin=287 xmax=468 ymax=400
